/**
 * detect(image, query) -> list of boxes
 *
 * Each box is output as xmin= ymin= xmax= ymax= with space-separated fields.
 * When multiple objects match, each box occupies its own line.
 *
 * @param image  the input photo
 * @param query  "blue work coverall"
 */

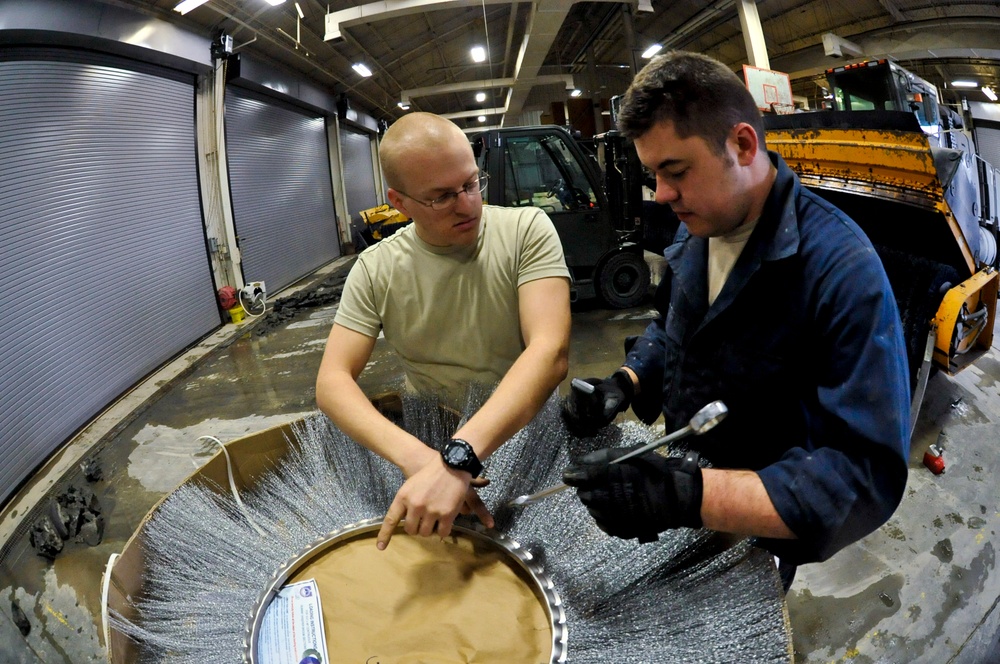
xmin=625 ymin=152 xmax=911 ymax=565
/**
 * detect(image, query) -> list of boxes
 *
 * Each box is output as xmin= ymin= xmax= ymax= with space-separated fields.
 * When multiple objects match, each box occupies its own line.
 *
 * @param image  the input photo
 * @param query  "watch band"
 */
xmin=441 ymin=438 xmax=483 ymax=477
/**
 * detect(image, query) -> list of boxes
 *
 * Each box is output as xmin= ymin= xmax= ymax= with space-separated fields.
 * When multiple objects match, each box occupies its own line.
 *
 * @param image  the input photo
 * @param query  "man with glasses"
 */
xmin=560 ymin=51 xmax=910 ymax=590
xmin=316 ymin=112 xmax=571 ymax=550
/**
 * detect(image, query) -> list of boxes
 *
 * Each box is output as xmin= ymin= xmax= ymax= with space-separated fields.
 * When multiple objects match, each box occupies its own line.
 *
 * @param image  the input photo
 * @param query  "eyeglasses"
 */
xmin=396 ymin=173 xmax=489 ymax=211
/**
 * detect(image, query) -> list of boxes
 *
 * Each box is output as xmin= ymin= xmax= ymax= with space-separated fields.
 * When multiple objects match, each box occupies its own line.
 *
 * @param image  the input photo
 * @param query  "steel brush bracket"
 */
xmin=508 ymin=400 xmax=728 ymax=508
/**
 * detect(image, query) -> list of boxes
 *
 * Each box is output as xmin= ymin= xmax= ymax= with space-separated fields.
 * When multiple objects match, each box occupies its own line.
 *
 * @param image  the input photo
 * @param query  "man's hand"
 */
xmin=562 ymin=447 xmax=703 ymax=543
xmin=376 ymin=459 xmax=494 ymax=550
xmin=561 ymin=370 xmax=635 ymax=436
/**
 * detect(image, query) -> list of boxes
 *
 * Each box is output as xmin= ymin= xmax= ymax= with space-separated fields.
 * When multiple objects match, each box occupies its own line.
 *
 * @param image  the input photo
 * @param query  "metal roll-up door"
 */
xmin=340 ymin=125 xmax=379 ymax=226
xmin=0 ymin=48 xmax=219 ymax=507
xmin=225 ymin=86 xmax=340 ymax=292
xmin=975 ymin=124 xmax=1000 ymax=173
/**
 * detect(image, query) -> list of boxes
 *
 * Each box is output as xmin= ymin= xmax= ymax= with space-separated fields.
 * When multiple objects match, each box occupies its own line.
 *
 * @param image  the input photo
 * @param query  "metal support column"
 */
xmin=736 ymin=0 xmax=770 ymax=69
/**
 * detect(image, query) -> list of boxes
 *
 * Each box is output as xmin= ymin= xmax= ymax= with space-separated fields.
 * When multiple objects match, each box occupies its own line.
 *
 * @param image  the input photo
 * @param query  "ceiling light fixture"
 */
xmin=951 ymin=80 xmax=978 ymax=88
xmin=570 ymin=89 xmax=583 ymax=98
xmin=983 ymin=86 xmax=998 ymax=102
xmin=471 ymin=46 xmax=486 ymax=63
xmin=475 ymin=92 xmax=486 ymax=102
xmin=264 ymin=0 xmax=286 ymax=5
xmin=397 ymin=101 xmax=410 ymax=110
xmin=478 ymin=115 xmax=486 ymax=122
xmin=641 ymin=44 xmax=662 ymax=59
xmin=174 ymin=0 xmax=209 ymax=14
xmin=352 ymin=63 xmax=373 ymax=77
xmin=294 ymin=2 xmax=304 ymax=18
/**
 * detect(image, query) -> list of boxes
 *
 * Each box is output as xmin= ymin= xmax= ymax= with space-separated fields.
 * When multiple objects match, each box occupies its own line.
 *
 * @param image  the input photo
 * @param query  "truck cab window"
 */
xmin=502 ymin=135 xmax=597 ymax=212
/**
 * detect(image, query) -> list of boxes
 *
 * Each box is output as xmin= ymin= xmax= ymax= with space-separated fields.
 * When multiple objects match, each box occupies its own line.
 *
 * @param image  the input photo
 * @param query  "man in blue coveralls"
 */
xmin=561 ymin=51 xmax=911 ymax=590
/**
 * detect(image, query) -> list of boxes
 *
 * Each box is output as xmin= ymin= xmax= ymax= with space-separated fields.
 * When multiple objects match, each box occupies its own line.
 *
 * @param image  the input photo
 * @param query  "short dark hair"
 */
xmin=617 ymin=51 xmax=765 ymax=154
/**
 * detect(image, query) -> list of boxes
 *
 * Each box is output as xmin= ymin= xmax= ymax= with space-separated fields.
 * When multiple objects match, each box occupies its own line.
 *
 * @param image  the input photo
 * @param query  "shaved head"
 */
xmin=380 ymin=112 xmax=472 ymax=191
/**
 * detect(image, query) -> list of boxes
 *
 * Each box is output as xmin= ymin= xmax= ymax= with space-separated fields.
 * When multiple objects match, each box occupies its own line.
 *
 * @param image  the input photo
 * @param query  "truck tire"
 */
xmin=875 ymin=245 xmax=961 ymax=393
xmin=597 ymin=251 xmax=651 ymax=309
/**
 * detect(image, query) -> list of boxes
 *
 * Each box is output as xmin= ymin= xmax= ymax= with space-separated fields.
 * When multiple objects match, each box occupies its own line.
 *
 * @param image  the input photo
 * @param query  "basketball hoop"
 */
xmin=743 ymin=65 xmax=794 ymax=115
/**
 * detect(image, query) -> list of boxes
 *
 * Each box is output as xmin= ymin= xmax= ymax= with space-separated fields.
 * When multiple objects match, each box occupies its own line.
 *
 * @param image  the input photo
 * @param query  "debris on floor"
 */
xmin=28 ymin=484 xmax=104 ymax=559
xmin=253 ymin=262 xmax=353 ymax=337
xmin=11 ymin=599 xmax=30 ymax=637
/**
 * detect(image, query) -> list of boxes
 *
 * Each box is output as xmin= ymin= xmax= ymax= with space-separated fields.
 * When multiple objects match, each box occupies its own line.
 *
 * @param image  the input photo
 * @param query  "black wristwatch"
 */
xmin=441 ymin=439 xmax=483 ymax=477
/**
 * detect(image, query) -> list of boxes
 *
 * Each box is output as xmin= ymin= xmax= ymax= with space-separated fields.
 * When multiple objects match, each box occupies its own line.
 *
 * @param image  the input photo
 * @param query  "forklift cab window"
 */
xmin=501 ymin=134 xmax=597 ymax=213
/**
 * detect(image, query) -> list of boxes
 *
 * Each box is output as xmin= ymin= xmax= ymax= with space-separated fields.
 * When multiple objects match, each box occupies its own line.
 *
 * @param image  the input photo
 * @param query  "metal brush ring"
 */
xmin=243 ymin=517 xmax=568 ymax=663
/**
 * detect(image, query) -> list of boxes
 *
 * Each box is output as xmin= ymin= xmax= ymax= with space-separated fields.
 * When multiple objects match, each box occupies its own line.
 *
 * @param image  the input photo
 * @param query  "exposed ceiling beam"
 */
xmin=441 ymin=106 xmax=506 ymax=119
xmin=323 ymin=0 xmax=508 ymax=41
xmin=401 ymin=74 xmax=574 ymax=103
xmin=879 ymin=0 xmax=906 ymax=23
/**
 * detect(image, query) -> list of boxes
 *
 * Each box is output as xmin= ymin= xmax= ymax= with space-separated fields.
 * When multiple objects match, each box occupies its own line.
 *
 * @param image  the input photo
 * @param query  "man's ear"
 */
xmin=732 ymin=122 xmax=759 ymax=166
xmin=387 ymin=188 xmax=410 ymax=216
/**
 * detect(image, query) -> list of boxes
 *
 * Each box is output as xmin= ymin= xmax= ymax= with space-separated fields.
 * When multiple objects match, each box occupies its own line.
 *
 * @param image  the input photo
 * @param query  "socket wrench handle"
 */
xmin=507 ymin=400 xmax=727 ymax=508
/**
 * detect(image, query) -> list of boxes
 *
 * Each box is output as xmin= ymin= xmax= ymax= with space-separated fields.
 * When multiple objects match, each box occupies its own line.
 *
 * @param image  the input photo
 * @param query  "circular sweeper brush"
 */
xmin=104 ymin=390 xmax=792 ymax=663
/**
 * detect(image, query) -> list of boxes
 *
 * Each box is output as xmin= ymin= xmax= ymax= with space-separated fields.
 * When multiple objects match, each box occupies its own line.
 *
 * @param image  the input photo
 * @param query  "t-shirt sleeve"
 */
xmin=516 ymin=208 xmax=571 ymax=287
xmin=333 ymin=258 xmax=382 ymax=338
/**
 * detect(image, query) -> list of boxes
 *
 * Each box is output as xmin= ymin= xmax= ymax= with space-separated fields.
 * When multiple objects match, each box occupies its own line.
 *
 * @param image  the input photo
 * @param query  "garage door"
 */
xmin=0 ymin=48 xmax=219 ymax=506
xmin=340 ymin=125 xmax=379 ymax=226
xmin=976 ymin=123 xmax=1000 ymax=173
xmin=225 ymin=85 xmax=340 ymax=292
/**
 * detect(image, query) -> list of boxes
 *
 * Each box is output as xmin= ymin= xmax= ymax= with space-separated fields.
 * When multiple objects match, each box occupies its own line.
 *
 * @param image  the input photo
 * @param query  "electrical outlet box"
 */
xmin=245 ymin=281 xmax=266 ymax=300
xmin=241 ymin=281 xmax=266 ymax=312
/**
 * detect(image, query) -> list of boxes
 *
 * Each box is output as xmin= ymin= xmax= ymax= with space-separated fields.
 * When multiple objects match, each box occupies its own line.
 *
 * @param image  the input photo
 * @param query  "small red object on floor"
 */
xmin=923 ymin=444 xmax=945 ymax=475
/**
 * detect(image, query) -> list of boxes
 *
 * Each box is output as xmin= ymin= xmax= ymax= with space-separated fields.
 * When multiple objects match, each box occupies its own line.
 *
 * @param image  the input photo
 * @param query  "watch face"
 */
xmin=444 ymin=443 xmax=469 ymax=465
xmin=443 ymin=440 xmax=481 ymax=476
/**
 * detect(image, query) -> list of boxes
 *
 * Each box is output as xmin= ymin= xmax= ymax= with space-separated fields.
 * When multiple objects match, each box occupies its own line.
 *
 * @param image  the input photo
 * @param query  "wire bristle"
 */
xmin=110 ymin=390 xmax=790 ymax=662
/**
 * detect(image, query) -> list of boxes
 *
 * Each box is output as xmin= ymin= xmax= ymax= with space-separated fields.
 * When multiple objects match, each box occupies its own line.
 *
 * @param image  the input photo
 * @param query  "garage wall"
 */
xmin=0 ymin=48 xmax=219 ymax=506
xmin=225 ymin=85 xmax=340 ymax=292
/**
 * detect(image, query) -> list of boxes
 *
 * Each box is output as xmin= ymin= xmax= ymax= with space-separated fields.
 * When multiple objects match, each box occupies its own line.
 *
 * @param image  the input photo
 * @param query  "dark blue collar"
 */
xmin=662 ymin=151 xmax=802 ymax=326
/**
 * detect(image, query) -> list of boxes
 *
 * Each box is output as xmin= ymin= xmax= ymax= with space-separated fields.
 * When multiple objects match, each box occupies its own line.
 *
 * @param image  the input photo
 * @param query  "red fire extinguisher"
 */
xmin=923 ymin=443 xmax=945 ymax=475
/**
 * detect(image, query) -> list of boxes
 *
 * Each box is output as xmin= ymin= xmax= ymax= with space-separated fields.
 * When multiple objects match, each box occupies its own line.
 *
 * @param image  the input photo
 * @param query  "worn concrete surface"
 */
xmin=0 ymin=254 xmax=998 ymax=662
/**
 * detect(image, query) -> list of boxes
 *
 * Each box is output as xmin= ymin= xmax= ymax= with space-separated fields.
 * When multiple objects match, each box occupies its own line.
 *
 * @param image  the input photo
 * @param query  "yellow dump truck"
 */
xmin=764 ymin=59 xmax=999 ymax=427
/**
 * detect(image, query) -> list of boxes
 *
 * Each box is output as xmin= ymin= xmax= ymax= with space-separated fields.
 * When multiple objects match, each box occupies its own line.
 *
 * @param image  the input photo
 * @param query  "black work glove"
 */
xmin=563 ymin=447 xmax=703 ymax=543
xmin=561 ymin=370 xmax=635 ymax=437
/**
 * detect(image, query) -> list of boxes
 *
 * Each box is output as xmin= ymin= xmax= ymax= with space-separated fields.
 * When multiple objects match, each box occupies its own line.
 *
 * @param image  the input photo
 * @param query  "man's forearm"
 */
xmin=452 ymin=339 xmax=568 ymax=460
xmin=700 ymin=468 xmax=796 ymax=539
xmin=316 ymin=372 xmax=435 ymax=475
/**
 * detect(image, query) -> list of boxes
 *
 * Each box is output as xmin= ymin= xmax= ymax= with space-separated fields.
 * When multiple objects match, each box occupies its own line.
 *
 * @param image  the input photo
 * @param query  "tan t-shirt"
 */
xmin=707 ymin=217 xmax=759 ymax=306
xmin=335 ymin=205 xmax=570 ymax=401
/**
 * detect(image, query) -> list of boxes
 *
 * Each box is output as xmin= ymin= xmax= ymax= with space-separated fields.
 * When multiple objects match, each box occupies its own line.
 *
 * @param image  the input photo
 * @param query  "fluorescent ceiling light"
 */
xmin=984 ymin=86 xmax=998 ymax=102
xmin=471 ymin=46 xmax=486 ymax=63
xmin=352 ymin=63 xmax=373 ymax=77
xmin=174 ymin=0 xmax=209 ymax=14
xmin=951 ymin=80 xmax=978 ymax=88
xmin=570 ymin=89 xmax=583 ymax=97
xmin=641 ymin=44 xmax=662 ymax=59
xmin=294 ymin=2 xmax=304 ymax=18
xmin=475 ymin=91 xmax=486 ymax=102
xmin=478 ymin=115 xmax=486 ymax=122
xmin=264 ymin=0 xmax=286 ymax=5
xmin=397 ymin=101 xmax=410 ymax=110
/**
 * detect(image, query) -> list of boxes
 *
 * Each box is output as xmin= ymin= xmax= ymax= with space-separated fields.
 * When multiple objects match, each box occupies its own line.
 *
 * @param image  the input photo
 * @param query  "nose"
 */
xmin=453 ymin=187 xmax=477 ymax=214
xmin=656 ymin=177 xmax=679 ymax=204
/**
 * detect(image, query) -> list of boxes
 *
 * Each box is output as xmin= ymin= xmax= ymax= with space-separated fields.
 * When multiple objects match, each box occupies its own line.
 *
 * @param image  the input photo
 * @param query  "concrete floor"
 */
xmin=1 ymin=254 xmax=998 ymax=663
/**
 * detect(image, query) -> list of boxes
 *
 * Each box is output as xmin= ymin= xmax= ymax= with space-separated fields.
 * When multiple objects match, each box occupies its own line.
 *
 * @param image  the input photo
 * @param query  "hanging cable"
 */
xmin=198 ymin=435 xmax=266 ymax=536
xmin=239 ymin=284 xmax=267 ymax=318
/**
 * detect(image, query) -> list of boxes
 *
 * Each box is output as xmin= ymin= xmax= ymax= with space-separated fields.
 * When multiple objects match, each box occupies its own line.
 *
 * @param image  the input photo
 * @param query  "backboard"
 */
xmin=743 ymin=65 xmax=794 ymax=114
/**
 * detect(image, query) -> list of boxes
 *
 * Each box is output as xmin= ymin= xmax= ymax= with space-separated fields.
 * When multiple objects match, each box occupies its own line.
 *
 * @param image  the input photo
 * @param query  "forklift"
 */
xmin=472 ymin=125 xmax=672 ymax=308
